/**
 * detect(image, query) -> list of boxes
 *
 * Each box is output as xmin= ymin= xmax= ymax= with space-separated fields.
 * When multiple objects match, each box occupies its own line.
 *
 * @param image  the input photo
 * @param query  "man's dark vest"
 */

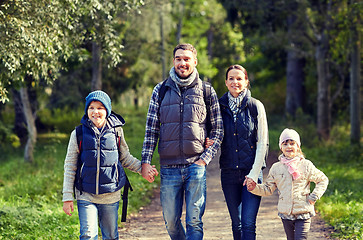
xmin=158 ymin=77 xmax=207 ymax=165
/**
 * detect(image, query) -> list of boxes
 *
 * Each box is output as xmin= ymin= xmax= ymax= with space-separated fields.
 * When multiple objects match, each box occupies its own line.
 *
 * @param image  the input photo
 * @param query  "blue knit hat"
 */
xmin=85 ymin=90 xmax=112 ymax=118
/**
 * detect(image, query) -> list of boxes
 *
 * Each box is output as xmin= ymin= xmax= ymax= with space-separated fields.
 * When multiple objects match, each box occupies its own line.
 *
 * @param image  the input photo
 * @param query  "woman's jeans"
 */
xmin=281 ymin=218 xmax=311 ymax=240
xmin=77 ymin=200 xmax=119 ymax=240
xmin=221 ymin=169 xmax=262 ymax=240
xmin=160 ymin=163 xmax=207 ymax=240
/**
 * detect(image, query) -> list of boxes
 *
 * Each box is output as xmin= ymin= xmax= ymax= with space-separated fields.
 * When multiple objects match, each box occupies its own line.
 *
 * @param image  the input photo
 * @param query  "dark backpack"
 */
xmin=158 ymin=80 xmax=213 ymax=136
xmin=247 ymin=98 xmax=269 ymax=169
xmin=75 ymin=115 xmax=133 ymax=222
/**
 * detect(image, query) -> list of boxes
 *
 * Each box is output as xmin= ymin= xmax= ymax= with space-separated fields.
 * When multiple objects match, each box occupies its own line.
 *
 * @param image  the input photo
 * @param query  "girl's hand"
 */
xmin=63 ymin=201 xmax=74 ymax=216
xmin=243 ymin=177 xmax=257 ymax=191
xmin=205 ymin=137 xmax=214 ymax=148
xmin=142 ymin=163 xmax=159 ymax=183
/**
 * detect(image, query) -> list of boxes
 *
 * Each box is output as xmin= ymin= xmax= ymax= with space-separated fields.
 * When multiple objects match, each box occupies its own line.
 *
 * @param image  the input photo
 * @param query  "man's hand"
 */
xmin=63 ymin=201 xmax=74 ymax=216
xmin=142 ymin=163 xmax=159 ymax=183
xmin=194 ymin=159 xmax=206 ymax=166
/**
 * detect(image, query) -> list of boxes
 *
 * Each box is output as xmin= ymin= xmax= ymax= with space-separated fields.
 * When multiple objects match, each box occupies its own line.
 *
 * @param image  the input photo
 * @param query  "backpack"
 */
xmin=158 ymin=80 xmax=213 ymax=136
xmin=247 ymin=98 xmax=269 ymax=169
xmin=75 ymin=114 xmax=133 ymax=222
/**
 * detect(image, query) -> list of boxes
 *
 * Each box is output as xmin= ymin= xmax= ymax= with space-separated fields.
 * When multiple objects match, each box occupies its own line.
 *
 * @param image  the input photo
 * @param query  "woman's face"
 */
xmin=87 ymin=101 xmax=107 ymax=128
xmin=225 ymin=69 xmax=249 ymax=98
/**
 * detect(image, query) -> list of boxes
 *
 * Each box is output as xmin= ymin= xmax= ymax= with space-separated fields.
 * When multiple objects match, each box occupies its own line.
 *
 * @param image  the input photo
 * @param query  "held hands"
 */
xmin=141 ymin=163 xmax=159 ymax=183
xmin=63 ymin=201 xmax=74 ymax=216
xmin=243 ymin=176 xmax=257 ymax=191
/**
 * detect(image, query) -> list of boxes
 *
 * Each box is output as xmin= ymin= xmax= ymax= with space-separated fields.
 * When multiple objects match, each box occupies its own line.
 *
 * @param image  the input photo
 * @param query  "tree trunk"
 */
xmin=285 ymin=9 xmax=304 ymax=117
xmin=159 ymin=6 xmax=166 ymax=80
xmin=91 ymin=41 xmax=102 ymax=90
xmin=176 ymin=0 xmax=185 ymax=44
xmin=350 ymin=16 xmax=361 ymax=144
xmin=315 ymin=36 xmax=331 ymax=140
xmin=20 ymin=86 xmax=37 ymax=163
xmin=286 ymin=49 xmax=305 ymax=116
xmin=12 ymin=89 xmax=28 ymax=145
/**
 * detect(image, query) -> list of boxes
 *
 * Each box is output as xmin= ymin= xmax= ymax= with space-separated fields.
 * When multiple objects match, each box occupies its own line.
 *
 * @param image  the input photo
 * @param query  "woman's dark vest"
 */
xmin=219 ymin=91 xmax=257 ymax=170
xmin=75 ymin=115 xmax=126 ymax=195
xmin=158 ymin=77 xmax=207 ymax=165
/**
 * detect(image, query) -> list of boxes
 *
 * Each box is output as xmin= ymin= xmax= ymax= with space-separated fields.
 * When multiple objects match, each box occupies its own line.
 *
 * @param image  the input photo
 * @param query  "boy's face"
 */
xmin=281 ymin=139 xmax=299 ymax=158
xmin=173 ymin=49 xmax=197 ymax=79
xmin=87 ymin=101 xmax=107 ymax=128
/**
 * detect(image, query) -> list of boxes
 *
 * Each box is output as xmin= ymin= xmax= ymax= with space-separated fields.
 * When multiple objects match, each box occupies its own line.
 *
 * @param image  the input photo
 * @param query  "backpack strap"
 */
xmin=114 ymin=125 xmax=133 ymax=222
xmin=203 ymin=81 xmax=212 ymax=136
xmin=247 ymin=98 xmax=268 ymax=169
xmin=75 ymin=125 xmax=83 ymax=196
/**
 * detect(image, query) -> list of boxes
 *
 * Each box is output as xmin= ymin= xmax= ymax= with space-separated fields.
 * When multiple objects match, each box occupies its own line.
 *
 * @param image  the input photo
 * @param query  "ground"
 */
xmin=118 ymin=151 xmax=336 ymax=239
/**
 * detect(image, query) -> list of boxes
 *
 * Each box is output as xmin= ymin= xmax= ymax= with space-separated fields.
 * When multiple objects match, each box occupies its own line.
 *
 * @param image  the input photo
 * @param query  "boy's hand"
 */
xmin=63 ymin=201 xmax=74 ymax=216
xmin=142 ymin=163 xmax=158 ymax=183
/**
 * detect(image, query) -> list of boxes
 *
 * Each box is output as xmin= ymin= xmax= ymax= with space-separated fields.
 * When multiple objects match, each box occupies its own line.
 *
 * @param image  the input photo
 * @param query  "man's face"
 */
xmin=173 ymin=49 xmax=197 ymax=79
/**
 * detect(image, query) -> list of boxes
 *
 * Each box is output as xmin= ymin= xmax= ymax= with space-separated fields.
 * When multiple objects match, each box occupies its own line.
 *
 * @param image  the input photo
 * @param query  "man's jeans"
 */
xmin=221 ymin=169 xmax=262 ymax=240
xmin=77 ymin=200 xmax=119 ymax=240
xmin=160 ymin=163 xmax=207 ymax=240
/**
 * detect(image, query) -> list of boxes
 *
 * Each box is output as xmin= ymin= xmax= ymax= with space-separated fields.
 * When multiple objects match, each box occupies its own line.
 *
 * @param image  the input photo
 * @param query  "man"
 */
xmin=141 ymin=43 xmax=224 ymax=240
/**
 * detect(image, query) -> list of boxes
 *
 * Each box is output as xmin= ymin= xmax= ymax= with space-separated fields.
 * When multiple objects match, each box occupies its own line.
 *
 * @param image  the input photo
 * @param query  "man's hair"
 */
xmin=173 ymin=43 xmax=197 ymax=58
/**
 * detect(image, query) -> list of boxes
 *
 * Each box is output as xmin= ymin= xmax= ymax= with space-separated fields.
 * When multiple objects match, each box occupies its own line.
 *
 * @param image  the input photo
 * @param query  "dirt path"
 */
xmin=119 ymin=152 xmax=334 ymax=239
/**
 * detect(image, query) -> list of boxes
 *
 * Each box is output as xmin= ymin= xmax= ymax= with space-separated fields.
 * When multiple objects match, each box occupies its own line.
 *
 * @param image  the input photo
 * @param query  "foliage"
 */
xmin=0 ymin=0 xmax=79 ymax=102
xmin=0 ymin=106 xmax=158 ymax=239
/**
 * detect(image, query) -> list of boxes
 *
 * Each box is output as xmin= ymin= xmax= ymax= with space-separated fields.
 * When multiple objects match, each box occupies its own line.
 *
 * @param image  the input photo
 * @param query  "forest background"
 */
xmin=0 ymin=0 xmax=362 ymax=239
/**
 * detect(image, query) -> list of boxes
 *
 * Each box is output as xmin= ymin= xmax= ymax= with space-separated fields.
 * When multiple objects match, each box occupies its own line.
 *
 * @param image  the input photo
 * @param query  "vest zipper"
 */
xmin=180 ymin=89 xmax=185 ymax=159
xmin=96 ymin=137 xmax=101 ymax=194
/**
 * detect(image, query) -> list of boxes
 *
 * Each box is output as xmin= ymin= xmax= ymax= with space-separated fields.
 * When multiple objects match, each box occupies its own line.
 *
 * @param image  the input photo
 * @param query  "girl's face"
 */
xmin=225 ymin=69 xmax=249 ymax=97
xmin=87 ymin=101 xmax=107 ymax=128
xmin=281 ymin=139 xmax=299 ymax=158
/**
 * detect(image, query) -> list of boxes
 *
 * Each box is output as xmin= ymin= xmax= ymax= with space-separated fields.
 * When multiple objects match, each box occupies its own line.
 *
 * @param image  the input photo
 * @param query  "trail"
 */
xmin=119 ymin=151 xmax=334 ymax=239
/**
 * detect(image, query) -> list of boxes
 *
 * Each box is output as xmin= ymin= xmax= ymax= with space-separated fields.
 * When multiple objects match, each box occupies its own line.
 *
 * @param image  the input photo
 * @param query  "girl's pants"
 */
xmin=221 ymin=169 xmax=262 ymax=240
xmin=77 ymin=200 xmax=119 ymax=240
xmin=281 ymin=218 xmax=311 ymax=240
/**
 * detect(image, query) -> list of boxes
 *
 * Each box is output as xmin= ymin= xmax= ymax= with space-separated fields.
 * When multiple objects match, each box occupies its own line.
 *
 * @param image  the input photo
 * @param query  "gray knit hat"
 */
xmin=85 ymin=90 xmax=112 ymax=118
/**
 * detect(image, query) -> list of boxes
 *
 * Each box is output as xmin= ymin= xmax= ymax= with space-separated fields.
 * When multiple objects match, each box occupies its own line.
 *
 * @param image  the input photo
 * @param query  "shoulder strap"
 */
xmin=247 ymin=98 xmax=269 ymax=169
xmin=203 ymin=81 xmax=212 ymax=136
xmin=247 ymin=97 xmax=258 ymax=121
xmin=158 ymin=79 xmax=169 ymax=107
xmin=75 ymin=125 xmax=83 ymax=152
xmin=113 ymin=125 xmax=133 ymax=222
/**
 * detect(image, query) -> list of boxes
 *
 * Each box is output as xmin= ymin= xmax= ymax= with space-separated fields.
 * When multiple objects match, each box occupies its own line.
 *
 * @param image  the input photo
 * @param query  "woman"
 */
xmin=219 ymin=65 xmax=268 ymax=240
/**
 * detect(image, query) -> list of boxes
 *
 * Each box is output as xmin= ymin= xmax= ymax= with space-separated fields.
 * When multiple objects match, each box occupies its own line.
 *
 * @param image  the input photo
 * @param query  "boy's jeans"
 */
xmin=77 ymin=200 xmax=119 ymax=240
xmin=160 ymin=163 xmax=207 ymax=240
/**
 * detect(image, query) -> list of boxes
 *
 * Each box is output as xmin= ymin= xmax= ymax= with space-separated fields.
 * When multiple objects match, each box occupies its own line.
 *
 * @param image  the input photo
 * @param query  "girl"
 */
xmin=247 ymin=128 xmax=329 ymax=240
xmin=218 ymin=64 xmax=269 ymax=240
xmin=62 ymin=90 xmax=157 ymax=239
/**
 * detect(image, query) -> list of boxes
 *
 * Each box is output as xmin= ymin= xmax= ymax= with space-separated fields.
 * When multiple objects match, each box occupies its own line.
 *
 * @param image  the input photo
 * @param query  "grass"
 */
xmin=0 ymin=105 xmax=159 ymax=239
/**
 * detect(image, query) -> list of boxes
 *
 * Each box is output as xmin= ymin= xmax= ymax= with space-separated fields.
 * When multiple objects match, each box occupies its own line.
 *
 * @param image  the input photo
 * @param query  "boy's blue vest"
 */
xmin=75 ymin=114 xmax=126 ymax=195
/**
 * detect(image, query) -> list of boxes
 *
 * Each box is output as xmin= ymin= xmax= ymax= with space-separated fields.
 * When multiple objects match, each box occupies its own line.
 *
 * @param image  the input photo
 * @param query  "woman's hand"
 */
xmin=243 ymin=177 xmax=257 ymax=191
xmin=205 ymin=137 xmax=214 ymax=148
xmin=63 ymin=201 xmax=74 ymax=216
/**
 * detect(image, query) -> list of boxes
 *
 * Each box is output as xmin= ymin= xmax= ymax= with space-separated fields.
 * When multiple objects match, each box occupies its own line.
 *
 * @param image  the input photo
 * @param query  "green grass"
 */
xmin=0 ymin=105 xmax=159 ymax=239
